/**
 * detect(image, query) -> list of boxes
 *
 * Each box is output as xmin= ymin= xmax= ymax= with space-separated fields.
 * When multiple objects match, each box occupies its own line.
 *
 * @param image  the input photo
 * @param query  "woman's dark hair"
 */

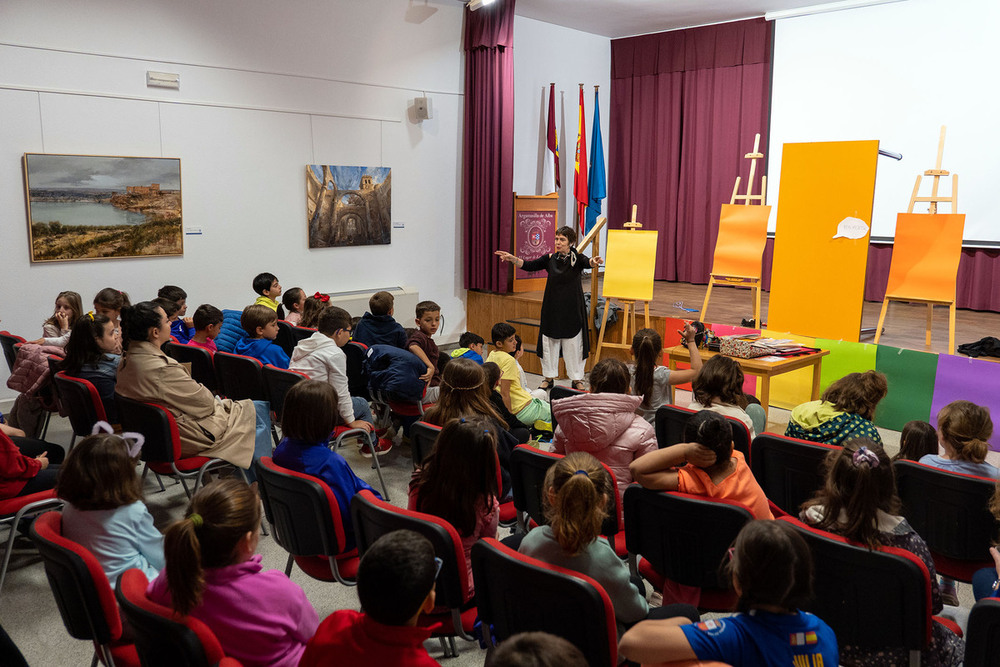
xmin=411 ymin=417 xmax=498 ymax=536
xmin=57 ymin=433 xmax=143 ymax=510
xmin=60 ymin=313 xmax=113 ymax=374
xmin=93 ymin=287 xmax=130 ymax=312
xmin=683 ymin=410 xmax=734 ymax=467
xmin=281 ymin=287 xmax=305 ymax=313
xmin=727 ymin=520 xmax=814 ymax=613
xmin=589 ymin=358 xmax=630 ymax=395
xmin=163 ymin=479 xmax=261 ymax=616
xmin=555 ymin=225 xmax=578 ymax=246
xmin=892 ymin=420 xmax=938 ymax=462
xmin=937 ymin=400 xmax=993 ymax=464
xmin=820 ymin=370 xmax=888 ymax=421
xmin=631 ymin=328 xmax=662 ymax=408
xmin=281 ymin=380 xmax=340 ymax=442
xmin=120 ymin=301 xmax=164 ymax=348
xmin=543 ymin=452 xmax=611 ymax=556
xmin=423 ymin=358 xmax=507 ymax=429
xmin=801 ymin=438 xmax=898 ymax=551
xmin=692 ymin=355 xmax=747 ymax=409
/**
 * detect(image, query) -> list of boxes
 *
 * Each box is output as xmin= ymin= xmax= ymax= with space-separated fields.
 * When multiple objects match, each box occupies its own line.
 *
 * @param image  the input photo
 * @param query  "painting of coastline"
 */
xmin=306 ymin=165 xmax=391 ymax=248
xmin=24 ymin=153 xmax=183 ymax=262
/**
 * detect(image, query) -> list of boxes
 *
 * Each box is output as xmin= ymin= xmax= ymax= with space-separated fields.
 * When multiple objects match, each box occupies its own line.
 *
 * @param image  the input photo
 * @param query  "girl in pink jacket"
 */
xmin=552 ymin=358 xmax=657 ymax=500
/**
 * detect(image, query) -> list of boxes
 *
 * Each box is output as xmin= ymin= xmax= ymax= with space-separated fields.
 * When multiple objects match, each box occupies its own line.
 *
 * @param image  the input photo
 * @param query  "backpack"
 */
xmin=366 ymin=344 xmax=427 ymax=403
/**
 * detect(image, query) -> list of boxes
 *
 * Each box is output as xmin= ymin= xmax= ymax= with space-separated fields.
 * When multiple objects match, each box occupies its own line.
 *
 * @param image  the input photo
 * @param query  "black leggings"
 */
xmin=9 ymin=436 xmax=64 ymax=497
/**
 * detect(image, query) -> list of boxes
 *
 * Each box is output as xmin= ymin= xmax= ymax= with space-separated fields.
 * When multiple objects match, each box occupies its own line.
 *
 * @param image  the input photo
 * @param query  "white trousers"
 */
xmin=540 ymin=331 xmax=585 ymax=381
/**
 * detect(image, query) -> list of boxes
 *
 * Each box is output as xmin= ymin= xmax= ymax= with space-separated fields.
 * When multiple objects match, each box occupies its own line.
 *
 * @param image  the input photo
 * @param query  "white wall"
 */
xmin=512 ymin=16 xmax=611 ymax=252
xmin=767 ymin=0 xmax=1000 ymax=244
xmin=0 ymin=0 xmax=467 ymax=402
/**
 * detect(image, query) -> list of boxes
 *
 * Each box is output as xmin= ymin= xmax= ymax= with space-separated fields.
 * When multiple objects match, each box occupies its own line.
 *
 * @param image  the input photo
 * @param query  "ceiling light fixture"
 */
xmin=467 ymin=0 xmax=495 ymax=11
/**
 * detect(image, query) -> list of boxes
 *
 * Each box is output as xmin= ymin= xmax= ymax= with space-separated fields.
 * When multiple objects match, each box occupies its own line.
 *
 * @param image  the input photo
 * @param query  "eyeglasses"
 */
xmin=433 ymin=557 xmax=443 ymax=581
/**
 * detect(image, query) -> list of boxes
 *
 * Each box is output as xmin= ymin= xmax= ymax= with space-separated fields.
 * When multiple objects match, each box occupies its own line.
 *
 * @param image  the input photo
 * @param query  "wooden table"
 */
xmin=666 ymin=346 xmax=830 ymax=417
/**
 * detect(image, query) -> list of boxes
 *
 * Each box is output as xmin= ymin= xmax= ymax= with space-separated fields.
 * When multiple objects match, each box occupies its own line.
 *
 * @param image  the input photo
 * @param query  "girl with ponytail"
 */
xmin=631 ymin=325 xmax=702 ymax=424
xmin=920 ymin=400 xmax=999 ymax=480
xmin=148 ymin=479 xmax=318 ymax=667
xmin=518 ymin=451 xmax=651 ymax=632
xmin=800 ymin=438 xmax=964 ymax=666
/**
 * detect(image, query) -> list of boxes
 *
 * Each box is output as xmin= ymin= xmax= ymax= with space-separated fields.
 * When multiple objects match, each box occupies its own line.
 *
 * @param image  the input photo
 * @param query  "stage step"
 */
xmin=507 ymin=317 xmax=540 ymax=328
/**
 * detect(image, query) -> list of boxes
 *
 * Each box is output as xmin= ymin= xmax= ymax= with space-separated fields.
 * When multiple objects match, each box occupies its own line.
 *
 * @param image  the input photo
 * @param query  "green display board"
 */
xmin=873 ymin=345 xmax=940 ymax=431
xmin=815 ymin=339 xmax=877 ymax=395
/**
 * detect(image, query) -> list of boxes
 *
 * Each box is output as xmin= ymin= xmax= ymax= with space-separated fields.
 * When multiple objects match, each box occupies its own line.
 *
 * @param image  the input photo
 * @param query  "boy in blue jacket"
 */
xmin=352 ymin=291 xmax=407 ymax=349
xmin=235 ymin=304 xmax=290 ymax=368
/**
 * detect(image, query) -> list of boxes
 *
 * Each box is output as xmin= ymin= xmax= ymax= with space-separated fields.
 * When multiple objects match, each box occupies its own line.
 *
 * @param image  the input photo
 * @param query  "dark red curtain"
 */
xmin=610 ymin=19 xmax=772 ymax=282
xmin=463 ymin=0 xmax=515 ymax=292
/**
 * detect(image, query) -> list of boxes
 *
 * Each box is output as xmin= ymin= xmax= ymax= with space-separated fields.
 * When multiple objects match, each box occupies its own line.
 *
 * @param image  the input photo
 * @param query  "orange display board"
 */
xmin=769 ymin=141 xmax=880 ymax=342
xmin=712 ymin=204 xmax=771 ymax=278
xmin=885 ymin=213 xmax=965 ymax=301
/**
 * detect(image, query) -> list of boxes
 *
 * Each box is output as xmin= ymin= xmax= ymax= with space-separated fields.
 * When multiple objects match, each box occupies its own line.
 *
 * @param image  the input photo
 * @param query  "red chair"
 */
xmin=53 ymin=371 xmax=108 ymax=448
xmin=471 ymin=537 xmax=618 ymax=667
xmin=164 ymin=342 xmax=218 ymax=394
xmin=749 ymin=432 xmax=840 ymax=517
xmin=623 ymin=487 xmax=752 ymax=611
xmin=115 ymin=393 xmax=244 ymax=498
xmin=261 ymin=365 xmax=309 ymax=424
xmin=274 ymin=321 xmax=297 ymax=358
xmin=411 ymin=421 xmax=515 ymax=528
xmin=0 ymin=331 xmax=25 ymax=375
xmin=508 ymin=445 xmax=626 ymax=557
xmin=350 ymin=489 xmax=477 ymax=658
xmin=779 ymin=516 xmax=962 ymax=664
xmin=255 ymin=457 xmax=360 ymax=586
xmin=894 ymin=460 xmax=998 ymax=582
xmin=30 ymin=511 xmax=139 ymax=667
xmin=0 ymin=491 xmax=63 ymax=596
xmin=115 ymin=568 xmax=243 ymax=667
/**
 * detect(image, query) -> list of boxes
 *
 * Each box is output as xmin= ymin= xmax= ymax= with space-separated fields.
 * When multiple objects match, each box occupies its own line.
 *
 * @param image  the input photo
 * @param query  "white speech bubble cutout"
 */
xmin=832 ymin=216 xmax=869 ymax=240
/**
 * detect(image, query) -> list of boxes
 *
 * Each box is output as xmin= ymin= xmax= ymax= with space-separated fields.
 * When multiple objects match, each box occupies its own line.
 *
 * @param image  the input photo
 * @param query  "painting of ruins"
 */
xmin=23 ymin=153 xmax=183 ymax=263
xmin=307 ymin=165 xmax=391 ymax=248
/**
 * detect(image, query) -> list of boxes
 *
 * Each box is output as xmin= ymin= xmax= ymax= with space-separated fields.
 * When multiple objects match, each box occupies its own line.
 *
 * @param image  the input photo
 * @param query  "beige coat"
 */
xmin=116 ymin=341 xmax=256 ymax=468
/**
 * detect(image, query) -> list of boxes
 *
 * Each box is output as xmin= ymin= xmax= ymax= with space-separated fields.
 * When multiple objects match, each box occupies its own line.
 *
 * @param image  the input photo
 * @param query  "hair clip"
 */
xmin=852 ymin=446 xmax=880 ymax=468
xmin=313 ymin=292 xmax=330 ymax=303
xmin=459 ymin=417 xmax=466 ymax=423
xmin=188 ymin=513 xmax=204 ymax=528
xmin=574 ymin=469 xmax=588 ymax=476
xmin=87 ymin=311 xmax=95 ymax=321
xmin=91 ymin=421 xmax=145 ymax=458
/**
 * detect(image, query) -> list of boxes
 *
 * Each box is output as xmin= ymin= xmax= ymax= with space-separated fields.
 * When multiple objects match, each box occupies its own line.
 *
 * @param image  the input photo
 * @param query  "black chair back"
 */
xmin=966 ymin=597 xmax=1000 ymax=667
xmin=350 ymin=489 xmax=468 ymax=609
xmin=894 ymin=460 xmax=997 ymax=578
xmin=410 ymin=421 xmax=441 ymax=468
xmin=654 ymin=404 xmax=696 ymax=448
xmin=116 ymin=393 xmax=180 ymax=464
xmin=343 ymin=341 xmax=370 ymax=400
xmin=0 ymin=331 xmax=24 ymax=375
xmin=274 ymin=321 xmax=297 ymax=358
xmin=623 ymin=487 xmax=751 ymax=591
xmin=53 ymin=372 xmax=106 ymax=437
xmin=471 ymin=538 xmax=618 ymax=667
xmin=261 ymin=365 xmax=308 ymax=423
xmin=256 ymin=457 xmax=347 ymax=559
xmin=115 ymin=569 xmax=221 ymax=667
xmin=164 ymin=342 xmax=218 ymax=393
xmin=749 ymin=433 xmax=838 ymax=515
xmin=291 ymin=325 xmax=317 ymax=346
xmin=781 ymin=517 xmax=932 ymax=656
xmin=213 ymin=351 xmax=266 ymax=401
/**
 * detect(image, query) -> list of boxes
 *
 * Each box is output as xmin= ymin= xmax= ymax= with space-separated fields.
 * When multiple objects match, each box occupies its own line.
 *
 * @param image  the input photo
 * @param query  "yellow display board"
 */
xmin=769 ymin=141 xmax=880 ymax=341
xmin=761 ymin=328 xmax=818 ymax=409
xmin=885 ymin=213 xmax=965 ymax=301
xmin=602 ymin=230 xmax=658 ymax=301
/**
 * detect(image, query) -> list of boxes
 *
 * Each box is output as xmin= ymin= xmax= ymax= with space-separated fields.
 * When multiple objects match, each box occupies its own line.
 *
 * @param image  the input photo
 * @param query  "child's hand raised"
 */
xmin=683 ymin=442 xmax=718 ymax=468
xmin=55 ymin=311 xmax=70 ymax=330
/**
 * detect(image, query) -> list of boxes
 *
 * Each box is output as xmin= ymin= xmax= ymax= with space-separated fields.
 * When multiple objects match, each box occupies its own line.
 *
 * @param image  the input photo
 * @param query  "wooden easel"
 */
xmin=578 ymin=215 xmax=609 ymax=364
xmin=701 ymin=133 xmax=769 ymax=325
xmin=874 ymin=126 xmax=960 ymax=352
xmin=594 ymin=205 xmax=651 ymax=362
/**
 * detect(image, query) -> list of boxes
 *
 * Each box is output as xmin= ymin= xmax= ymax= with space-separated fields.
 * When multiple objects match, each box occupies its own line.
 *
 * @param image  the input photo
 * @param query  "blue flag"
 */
xmin=585 ymin=88 xmax=606 ymax=234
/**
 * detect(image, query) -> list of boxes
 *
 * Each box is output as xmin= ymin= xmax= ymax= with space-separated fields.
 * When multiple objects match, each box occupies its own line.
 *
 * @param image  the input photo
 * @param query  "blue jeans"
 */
xmin=352 ymin=396 xmax=374 ymax=424
xmin=972 ymin=566 xmax=998 ymax=601
xmin=246 ymin=400 xmax=274 ymax=483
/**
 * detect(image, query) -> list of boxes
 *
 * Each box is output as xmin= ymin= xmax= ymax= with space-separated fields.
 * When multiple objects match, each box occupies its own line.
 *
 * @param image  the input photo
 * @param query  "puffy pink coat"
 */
xmin=551 ymin=392 xmax=657 ymax=499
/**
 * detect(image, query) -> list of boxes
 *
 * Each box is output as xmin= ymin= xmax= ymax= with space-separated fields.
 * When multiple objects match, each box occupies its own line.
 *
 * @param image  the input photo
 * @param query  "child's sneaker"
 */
xmin=939 ymin=577 xmax=959 ymax=606
xmin=360 ymin=437 xmax=393 ymax=458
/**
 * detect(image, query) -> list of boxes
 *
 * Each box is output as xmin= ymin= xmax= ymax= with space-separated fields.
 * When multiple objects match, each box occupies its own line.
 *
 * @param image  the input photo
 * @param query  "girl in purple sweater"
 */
xmin=148 ymin=479 xmax=318 ymax=667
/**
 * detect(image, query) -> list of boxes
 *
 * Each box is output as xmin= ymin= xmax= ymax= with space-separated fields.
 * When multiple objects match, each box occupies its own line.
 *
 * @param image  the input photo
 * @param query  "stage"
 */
xmin=467 ymin=277 xmax=1000 ymax=376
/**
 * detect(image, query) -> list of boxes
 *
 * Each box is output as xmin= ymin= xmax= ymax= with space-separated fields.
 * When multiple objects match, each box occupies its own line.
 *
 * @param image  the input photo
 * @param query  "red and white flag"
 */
xmin=542 ymin=83 xmax=559 ymax=195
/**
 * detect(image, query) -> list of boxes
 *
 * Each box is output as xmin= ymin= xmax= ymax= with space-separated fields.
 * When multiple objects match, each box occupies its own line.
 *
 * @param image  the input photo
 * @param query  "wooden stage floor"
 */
xmin=469 ymin=278 xmax=1000 ymax=359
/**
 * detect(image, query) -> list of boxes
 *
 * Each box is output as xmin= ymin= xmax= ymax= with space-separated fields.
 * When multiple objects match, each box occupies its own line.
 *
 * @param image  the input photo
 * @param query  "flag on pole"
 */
xmin=573 ymin=85 xmax=588 ymax=234
xmin=585 ymin=87 xmax=606 ymax=234
xmin=542 ymin=83 xmax=559 ymax=195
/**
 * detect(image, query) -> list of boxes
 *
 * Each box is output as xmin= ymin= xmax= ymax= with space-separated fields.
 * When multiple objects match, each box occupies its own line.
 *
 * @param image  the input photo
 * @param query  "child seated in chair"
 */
xmin=234 ymin=305 xmax=289 ymax=369
xmin=187 ymin=304 xmax=223 ymax=354
xmin=300 ymin=530 xmax=442 ymax=667
xmin=352 ymin=291 xmax=407 ymax=349
xmin=486 ymin=323 xmax=551 ymax=426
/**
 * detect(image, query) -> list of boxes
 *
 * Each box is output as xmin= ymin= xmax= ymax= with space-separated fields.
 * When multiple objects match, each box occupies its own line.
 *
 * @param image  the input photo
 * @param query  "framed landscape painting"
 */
xmin=306 ymin=165 xmax=391 ymax=248
xmin=23 ymin=153 xmax=183 ymax=262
